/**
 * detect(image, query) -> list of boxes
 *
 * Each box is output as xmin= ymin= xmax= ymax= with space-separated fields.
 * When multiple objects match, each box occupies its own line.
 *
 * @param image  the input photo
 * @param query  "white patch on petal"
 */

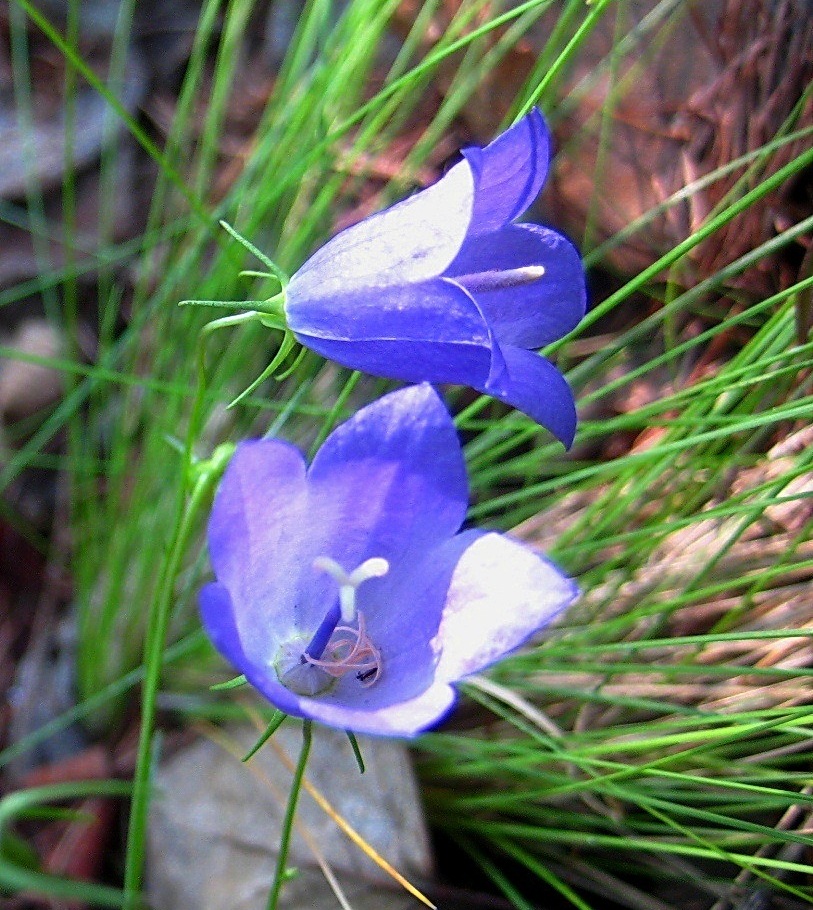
xmin=287 ymin=162 xmax=475 ymax=300
xmin=433 ymin=532 xmax=578 ymax=682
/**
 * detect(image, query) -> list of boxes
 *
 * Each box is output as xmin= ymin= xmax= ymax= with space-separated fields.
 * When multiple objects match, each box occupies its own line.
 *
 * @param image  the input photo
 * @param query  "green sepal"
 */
xmin=210 ymin=674 xmax=248 ymax=691
xmin=238 ymin=268 xmax=284 ymax=285
xmin=346 ymin=730 xmax=365 ymax=774
xmin=274 ymin=345 xmax=308 ymax=381
xmin=188 ymin=441 xmax=236 ymax=490
xmin=179 ymin=298 xmax=261 ymax=311
xmin=258 ymin=312 xmax=287 ymax=331
xmin=219 ymin=220 xmax=289 ymax=288
xmin=227 ymin=331 xmax=299 ymax=409
xmin=242 ymin=710 xmax=288 ymax=763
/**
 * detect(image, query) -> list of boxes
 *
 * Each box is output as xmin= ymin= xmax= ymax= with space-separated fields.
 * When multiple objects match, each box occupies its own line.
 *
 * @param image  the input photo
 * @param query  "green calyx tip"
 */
xmin=210 ymin=673 xmax=247 ymax=691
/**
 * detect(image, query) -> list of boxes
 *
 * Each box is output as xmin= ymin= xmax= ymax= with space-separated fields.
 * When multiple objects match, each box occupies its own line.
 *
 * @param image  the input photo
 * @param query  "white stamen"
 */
xmin=459 ymin=265 xmax=545 ymax=293
xmin=313 ymin=555 xmax=390 ymax=622
xmin=303 ymin=612 xmax=382 ymax=687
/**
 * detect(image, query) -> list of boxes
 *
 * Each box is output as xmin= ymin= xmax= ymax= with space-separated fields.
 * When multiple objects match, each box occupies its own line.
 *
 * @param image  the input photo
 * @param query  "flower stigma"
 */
xmin=275 ymin=556 xmax=388 ymax=696
xmin=312 ymin=555 xmax=390 ymax=622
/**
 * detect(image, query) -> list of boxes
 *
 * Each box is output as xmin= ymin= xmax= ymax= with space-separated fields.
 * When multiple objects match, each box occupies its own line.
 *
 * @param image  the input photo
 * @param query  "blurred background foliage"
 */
xmin=0 ymin=0 xmax=811 ymax=907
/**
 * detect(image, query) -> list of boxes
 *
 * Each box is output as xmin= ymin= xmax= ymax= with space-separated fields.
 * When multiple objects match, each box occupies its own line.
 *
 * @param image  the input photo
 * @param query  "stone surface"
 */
xmin=0 ymin=319 xmax=64 ymax=420
xmin=148 ymin=722 xmax=433 ymax=910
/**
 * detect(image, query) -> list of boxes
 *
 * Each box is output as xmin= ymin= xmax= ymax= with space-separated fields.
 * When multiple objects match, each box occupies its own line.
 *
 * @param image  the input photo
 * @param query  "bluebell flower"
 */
xmin=200 ymin=384 xmax=578 ymax=737
xmin=284 ymin=109 xmax=586 ymax=447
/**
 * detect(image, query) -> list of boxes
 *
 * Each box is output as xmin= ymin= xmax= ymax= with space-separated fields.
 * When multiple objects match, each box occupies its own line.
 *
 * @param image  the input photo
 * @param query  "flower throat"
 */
xmin=276 ymin=557 xmax=387 ymax=696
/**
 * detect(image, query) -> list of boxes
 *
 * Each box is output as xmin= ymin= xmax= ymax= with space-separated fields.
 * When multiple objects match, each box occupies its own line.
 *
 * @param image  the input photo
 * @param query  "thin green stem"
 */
xmin=122 ymin=322 xmax=238 ymax=906
xmin=267 ymin=721 xmax=313 ymax=910
xmin=309 ymin=371 xmax=361 ymax=457
xmin=522 ymin=0 xmax=614 ymax=111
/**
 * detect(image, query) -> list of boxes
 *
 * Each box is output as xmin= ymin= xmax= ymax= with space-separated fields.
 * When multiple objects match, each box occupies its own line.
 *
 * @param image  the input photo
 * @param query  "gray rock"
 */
xmin=148 ymin=722 xmax=433 ymax=910
xmin=0 ymin=319 xmax=64 ymax=420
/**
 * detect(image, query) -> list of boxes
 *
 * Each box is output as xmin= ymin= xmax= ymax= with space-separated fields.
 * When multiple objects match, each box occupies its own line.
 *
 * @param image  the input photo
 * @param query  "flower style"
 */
xmin=284 ymin=109 xmax=586 ymax=447
xmin=200 ymin=384 xmax=578 ymax=737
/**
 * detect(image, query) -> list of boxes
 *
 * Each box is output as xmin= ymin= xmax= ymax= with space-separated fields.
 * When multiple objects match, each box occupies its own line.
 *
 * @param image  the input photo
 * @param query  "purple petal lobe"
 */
xmin=462 ymin=108 xmax=550 ymax=235
xmin=481 ymin=346 xmax=578 ymax=447
xmin=286 ymin=161 xmax=474 ymax=302
xmin=297 ymin=335 xmax=498 ymax=387
xmin=207 ymin=439 xmax=308 ymax=661
xmin=289 ymin=276 xmax=487 ymax=344
xmin=199 ymin=582 xmax=304 ymax=716
xmin=199 ymin=374 xmax=580 ymax=735
xmin=296 ymin=682 xmax=457 ymax=738
xmin=308 ymin=384 xmax=469 ymax=571
xmin=243 ymin=661 xmax=313 ymax=718
xmin=433 ymin=532 xmax=578 ymax=682
xmin=449 ymin=224 xmax=587 ymax=348
xmin=289 ymin=278 xmax=497 ymax=386
xmin=199 ymin=582 xmax=249 ymax=670
xmin=340 ymin=525 xmax=483 ymax=710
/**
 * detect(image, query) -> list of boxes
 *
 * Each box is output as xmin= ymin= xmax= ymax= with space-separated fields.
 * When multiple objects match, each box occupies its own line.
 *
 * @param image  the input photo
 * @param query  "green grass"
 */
xmin=1 ymin=0 xmax=811 ymax=907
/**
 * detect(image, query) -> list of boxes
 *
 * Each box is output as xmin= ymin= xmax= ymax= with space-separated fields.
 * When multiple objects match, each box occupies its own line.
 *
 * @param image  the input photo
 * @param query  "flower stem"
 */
xmin=123 ymin=447 xmax=231 ymax=908
xmin=266 ymin=720 xmax=313 ymax=910
xmin=122 ymin=322 xmax=238 ymax=908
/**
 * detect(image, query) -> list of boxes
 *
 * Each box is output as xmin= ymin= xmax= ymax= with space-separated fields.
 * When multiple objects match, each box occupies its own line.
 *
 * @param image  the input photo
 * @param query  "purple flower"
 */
xmin=284 ymin=109 xmax=586 ymax=447
xmin=200 ymin=384 xmax=578 ymax=737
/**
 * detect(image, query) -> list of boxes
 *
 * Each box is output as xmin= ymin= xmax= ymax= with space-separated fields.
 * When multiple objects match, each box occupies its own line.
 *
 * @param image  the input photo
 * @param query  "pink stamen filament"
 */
xmin=303 ymin=613 xmax=381 ymax=687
